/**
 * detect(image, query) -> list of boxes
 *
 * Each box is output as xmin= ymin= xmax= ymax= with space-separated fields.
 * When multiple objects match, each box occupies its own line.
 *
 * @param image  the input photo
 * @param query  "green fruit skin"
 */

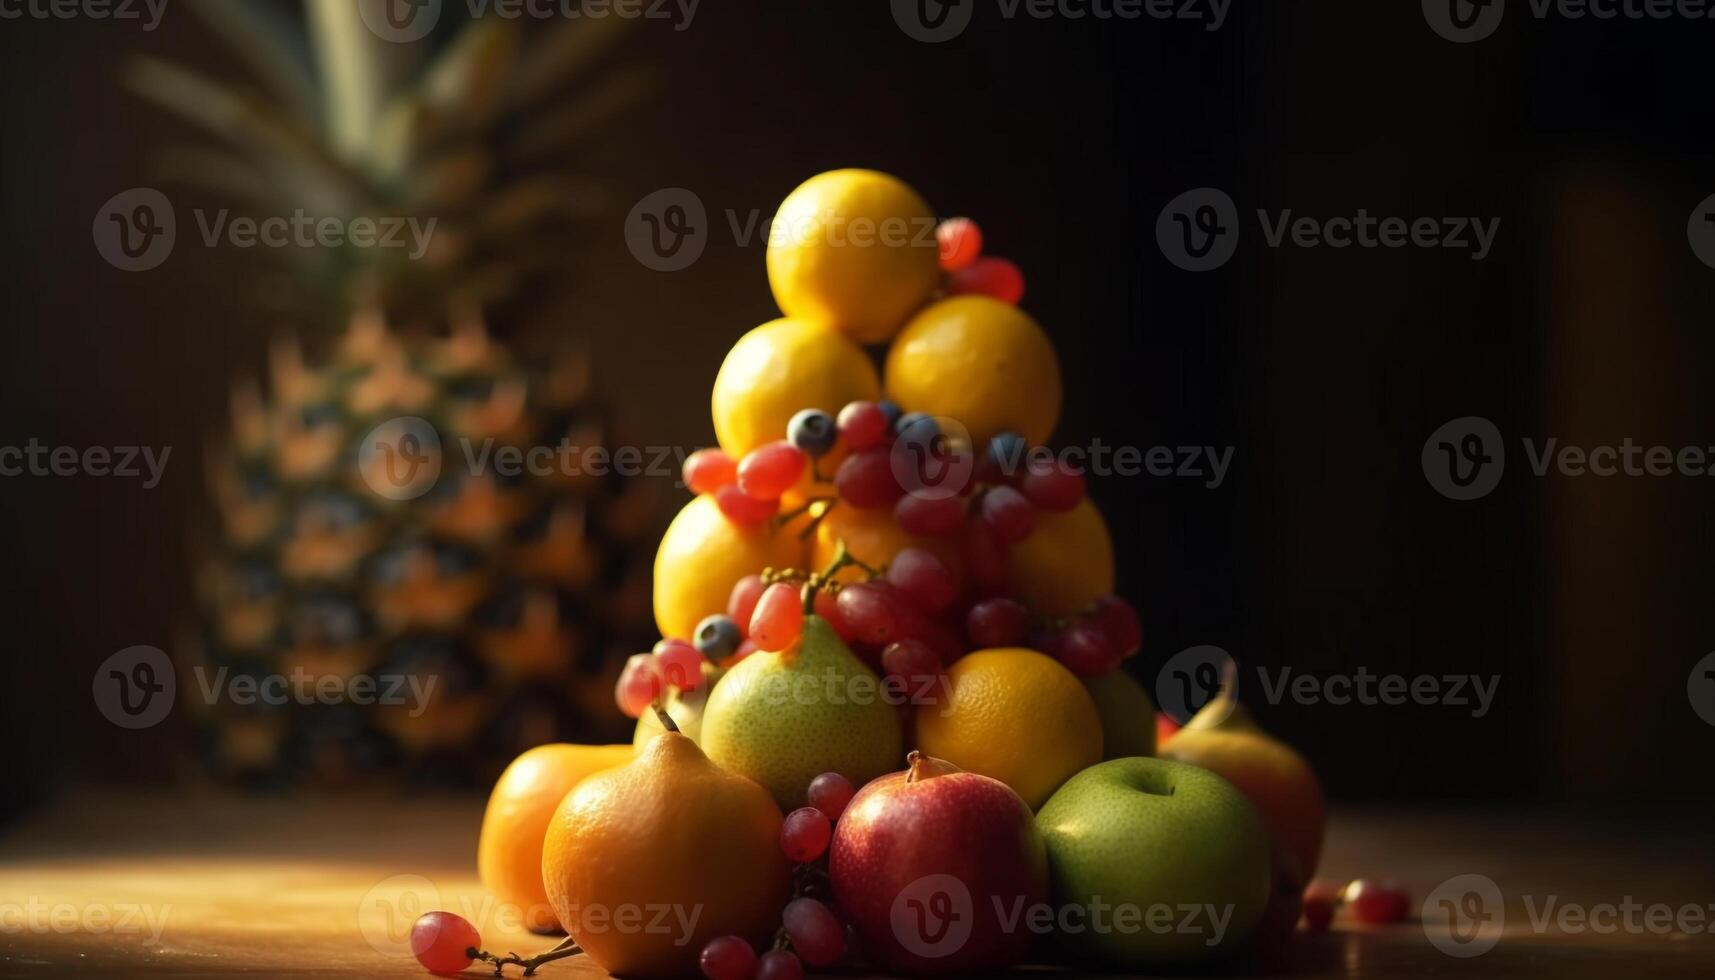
xmin=1081 ymin=671 xmax=1157 ymax=759
xmin=1035 ymin=757 xmax=1271 ymax=967
xmin=700 ymin=616 xmax=903 ymax=809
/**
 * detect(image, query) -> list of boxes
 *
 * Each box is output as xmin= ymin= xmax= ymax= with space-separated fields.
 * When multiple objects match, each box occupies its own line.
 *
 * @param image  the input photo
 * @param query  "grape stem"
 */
xmin=467 ymin=935 xmax=581 ymax=977
xmin=799 ymin=539 xmax=880 ymax=613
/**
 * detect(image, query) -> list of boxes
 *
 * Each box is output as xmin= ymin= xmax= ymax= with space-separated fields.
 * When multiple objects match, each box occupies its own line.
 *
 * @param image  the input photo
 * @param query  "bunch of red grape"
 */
xmin=699 ymin=773 xmax=859 ymax=980
xmin=936 ymin=216 xmax=1026 ymax=305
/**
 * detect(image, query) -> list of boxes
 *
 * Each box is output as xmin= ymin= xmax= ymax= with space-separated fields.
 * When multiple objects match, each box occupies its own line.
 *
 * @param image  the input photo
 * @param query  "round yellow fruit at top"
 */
xmin=653 ymin=494 xmax=806 ymax=641
xmin=712 ymin=317 xmax=881 ymax=458
xmin=766 ymin=169 xmax=943 ymax=345
xmin=884 ymin=295 xmax=1062 ymax=448
xmin=1008 ymin=497 xmax=1113 ymax=617
xmin=915 ymin=647 xmax=1103 ymax=809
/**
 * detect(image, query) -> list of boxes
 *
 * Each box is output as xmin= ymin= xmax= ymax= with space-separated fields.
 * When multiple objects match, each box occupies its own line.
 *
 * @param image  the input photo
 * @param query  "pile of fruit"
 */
xmin=417 ymin=170 xmax=1387 ymax=978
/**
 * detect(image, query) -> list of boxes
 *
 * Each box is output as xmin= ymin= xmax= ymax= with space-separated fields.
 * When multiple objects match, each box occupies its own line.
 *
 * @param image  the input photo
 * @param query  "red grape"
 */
xmin=653 ymin=639 xmax=706 ymax=691
xmin=749 ymin=582 xmax=805 ymax=652
xmin=936 ymin=217 xmax=983 ymax=271
xmin=979 ymin=485 xmax=1037 ymax=543
xmin=812 ymin=589 xmax=854 ymax=641
xmin=684 ymin=448 xmax=737 ymax=495
xmin=833 ymin=448 xmax=905 ymax=509
xmin=1021 ymin=460 xmax=1086 ymax=511
xmin=882 ymin=639 xmax=942 ymax=700
xmin=410 ymin=911 xmax=480 ymax=975
xmin=1345 ymin=880 xmax=1410 ymax=924
xmin=836 ymin=401 xmax=889 ymax=451
xmin=1054 ymin=622 xmax=1121 ymax=676
xmin=780 ymin=898 xmax=844 ymax=967
xmin=737 ymin=441 xmax=806 ymax=501
xmin=966 ymin=597 xmax=1030 ymax=648
xmin=614 ymin=653 xmax=663 ymax=718
xmin=894 ymin=493 xmax=966 ymax=538
xmin=961 ymin=518 xmax=1011 ymax=595
xmin=700 ymin=935 xmax=758 ymax=980
xmin=716 ymin=484 xmax=778 ymax=526
xmin=1302 ymin=894 xmax=1336 ymax=932
xmin=1093 ymin=595 xmax=1143 ymax=659
xmin=886 ymin=548 xmax=957 ymax=613
xmin=806 ymin=772 xmax=856 ymax=822
xmin=780 ymin=806 xmax=833 ymax=863
xmin=835 ymin=582 xmax=898 ymax=645
xmin=755 ymin=950 xmax=804 ymax=980
xmin=947 ymin=256 xmax=1024 ymax=305
xmin=730 ymin=638 xmax=759 ymax=663
xmin=727 ymin=575 xmax=766 ymax=635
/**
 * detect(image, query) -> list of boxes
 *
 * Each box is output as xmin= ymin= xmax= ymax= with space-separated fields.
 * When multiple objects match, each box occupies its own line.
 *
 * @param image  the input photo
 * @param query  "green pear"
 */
xmin=1081 ymin=670 xmax=1157 ymax=759
xmin=1036 ymin=757 xmax=1271 ymax=968
xmin=700 ymin=614 xmax=902 ymax=809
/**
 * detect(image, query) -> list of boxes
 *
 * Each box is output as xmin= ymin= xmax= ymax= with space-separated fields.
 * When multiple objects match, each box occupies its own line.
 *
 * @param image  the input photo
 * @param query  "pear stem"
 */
xmin=651 ymin=702 xmax=680 ymax=734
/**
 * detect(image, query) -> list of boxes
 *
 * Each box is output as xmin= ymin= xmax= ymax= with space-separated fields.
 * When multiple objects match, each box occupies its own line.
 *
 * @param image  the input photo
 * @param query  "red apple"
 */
xmin=830 ymin=752 xmax=1048 ymax=976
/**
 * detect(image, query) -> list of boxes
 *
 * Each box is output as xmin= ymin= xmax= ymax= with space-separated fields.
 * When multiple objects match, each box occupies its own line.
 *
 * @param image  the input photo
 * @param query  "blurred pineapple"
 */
xmin=133 ymin=1 xmax=661 ymax=786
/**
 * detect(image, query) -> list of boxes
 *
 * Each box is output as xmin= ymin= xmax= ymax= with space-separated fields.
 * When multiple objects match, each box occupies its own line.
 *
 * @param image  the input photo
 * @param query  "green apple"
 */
xmin=1035 ymin=757 xmax=1271 ymax=967
xmin=1081 ymin=670 xmax=1157 ymax=759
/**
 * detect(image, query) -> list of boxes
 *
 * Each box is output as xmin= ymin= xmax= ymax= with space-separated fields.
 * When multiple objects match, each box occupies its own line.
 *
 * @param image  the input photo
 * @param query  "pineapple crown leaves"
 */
xmin=125 ymin=0 xmax=658 ymax=320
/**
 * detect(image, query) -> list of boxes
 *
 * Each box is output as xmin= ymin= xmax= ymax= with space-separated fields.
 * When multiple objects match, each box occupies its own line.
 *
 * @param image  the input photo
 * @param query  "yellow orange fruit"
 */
xmin=811 ymin=502 xmax=961 ymax=585
xmin=915 ymin=648 xmax=1102 ymax=808
xmin=653 ymin=494 xmax=805 ymax=641
xmin=884 ymin=295 xmax=1062 ymax=447
xmin=476 ymin=743 xmax=633 ymax=932
xmin=543 ymin=732 xmax=791 ymax=978
xmin=1007 ymin=498 xmax=1114 ymax=616
xmin=711 ymin=317 xmax=881 ymax=458
xmin=766 ymin=169 xmax=942 ymax=345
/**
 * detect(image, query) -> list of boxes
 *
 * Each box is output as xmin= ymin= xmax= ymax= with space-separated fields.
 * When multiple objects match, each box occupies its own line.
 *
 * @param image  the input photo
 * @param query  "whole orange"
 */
xmin=477 ymin=743 xmax=634 ymax=932
xmin=542 ymin=731 xmax=791 ymax=978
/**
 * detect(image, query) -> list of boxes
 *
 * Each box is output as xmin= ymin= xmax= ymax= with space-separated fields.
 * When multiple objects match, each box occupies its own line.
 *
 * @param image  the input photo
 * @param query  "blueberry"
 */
xmin=787 ymin=409 xmax=838 ymax=458
xmin=895 ymin=411 xmax=938 ymax=440
xmin=986 ymin=431 xmax=1028 ymax=479
xmin=693 ymin=614 xmax=742 ymax=659
xmin=876 ymin=400 xmax=904 ymax=431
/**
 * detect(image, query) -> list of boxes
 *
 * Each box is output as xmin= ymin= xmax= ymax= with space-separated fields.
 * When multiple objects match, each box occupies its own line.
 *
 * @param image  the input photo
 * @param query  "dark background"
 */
xmin=3 ymin=2 xmax=1713 ymax=818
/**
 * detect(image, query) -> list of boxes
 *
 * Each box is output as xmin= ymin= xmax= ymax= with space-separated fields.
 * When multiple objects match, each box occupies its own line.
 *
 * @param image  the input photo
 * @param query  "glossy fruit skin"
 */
xmin=738 ymin=442 xmax=808 ymax=502
xmin=654 ymin=494 xmax=806 ymax=643
xmin=1158 ymin=728 xmax=1326 ymax=878
xmin=811 ymin=503 xmax=961 ymax=587
xmin=780 ymin=897 xmax=845 ymax=967
xmin=806 ymin=771 xmax=857 ymax=821
xmin=477 ymin=743 xmax=636 ymax=932
xmin=966 ymin=597 xmax=1030 ymax=648
xmin=836 ymin=401 xmax=889 ymax=451
xmin=699 ymin=935 xmax=758 ymax=980
xmin=781 ymin=806 xmax=833 ymax=863
xmin=1020 ymin=460 xmax=1087 ymax=512
xmin=543 ymin=732 xmax=792 ymax=979
xmin=411 ymin=911 xmax=481 ymax=974
xmin=694 ymin=615 xmax=743 ymax=660
xmin=884 ymin=296 xmax=1062 ymax=448
xmin=754 ymin=950 xmax=804 ymax=980
xmin=766 ymin=169 xmax=943 ymax=345
xmin=656 ymin=640 xmax=710 ymax=691
xmin=701 ymin=615 xmax=903 ymax=809
xmin=914 ymin=648 xmax=1103 ymax=809
xmin=715 ymin=485 xmax=780 ymax=527
xmin=1080 ymin=671 xmax=1158 ymax=759
xmin=713 ymin=317 xmax=882 ymax=458
xmin=787 ymin=409 xmax=839 ymax=458
xmin=979 ymin=486 xmax=1036 ymax=543
xmin=1007 ymin=498 xmax=1114 ymax=617
xmin=749 ymin=582 xmax=806 ymax=652
xmin=1345 ymin=880 xmax=1410 ymax=924
xmin=936 ymin=217 xmax=983 ymax=271
xmin=632 ymin=661 xmax=721 ymax=750
xmin=1054 ymin=622 xmax=1122 ymax=677
xmin=684 ymin=449 xmax=738 ymax=495
xmin=946 ymin=256 xmax=1025 ymax=306
xmin=1035 ymin=757 xmax=1272 ymax=967
xmin=830 ymin=756 xmax=1049 ymax=976
xmin=833 ymin=448 xmax=906 ymax=509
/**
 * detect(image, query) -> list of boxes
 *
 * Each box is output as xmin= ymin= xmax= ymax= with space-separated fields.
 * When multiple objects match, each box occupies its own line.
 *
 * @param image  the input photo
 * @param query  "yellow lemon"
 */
xmin=811 ymin=502 xmax=962 ymax=585
xmin=884 ymin=296 xmax=1062 ymax=447
xmin=915 ymin=647 xmax=1102 ymax=808
xmin=1008 ymin=498 xmax=1113 ymax=616
xmin=712 ymin=317 xmax=880 ymax=458
xmin=654 ymin=494 xmax=806 ymax=641
xmin=766 ymin=169 xmax=943 ymax=345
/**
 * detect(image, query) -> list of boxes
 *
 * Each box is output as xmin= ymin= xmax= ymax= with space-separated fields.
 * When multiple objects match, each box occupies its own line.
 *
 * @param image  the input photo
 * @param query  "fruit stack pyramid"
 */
xmin=452 ymin=170 xmax=1353 ymax=980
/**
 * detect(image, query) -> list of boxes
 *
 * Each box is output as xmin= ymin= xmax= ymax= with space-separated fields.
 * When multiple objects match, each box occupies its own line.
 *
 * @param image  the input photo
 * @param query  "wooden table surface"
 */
xmin=1 ymin=792 xmax=1711 ymax=979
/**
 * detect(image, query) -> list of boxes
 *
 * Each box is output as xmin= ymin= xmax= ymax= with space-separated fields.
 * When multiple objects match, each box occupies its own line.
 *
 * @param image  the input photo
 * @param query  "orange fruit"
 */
xmin=711 ymin=317 xmax=881 ymax=458
xmin=653 ymin=494 xmax=806 ymax=641
xmin=766 ymin=169 xmax=943 ymax=345
xmin=1007 ymin=498 xmax=1114 ymax=616
xmin=914 ymin=648 xmax=1102 ymax=808
xmin=476 ymin=743 xmax=633 ymax=932
xmin=543 ymin=731 xmax=792 ymax=978
xmin=884 ymin=295 xmax=1062 ymax=447
xmin=810 ymin=502 xmax=961 ymax=585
